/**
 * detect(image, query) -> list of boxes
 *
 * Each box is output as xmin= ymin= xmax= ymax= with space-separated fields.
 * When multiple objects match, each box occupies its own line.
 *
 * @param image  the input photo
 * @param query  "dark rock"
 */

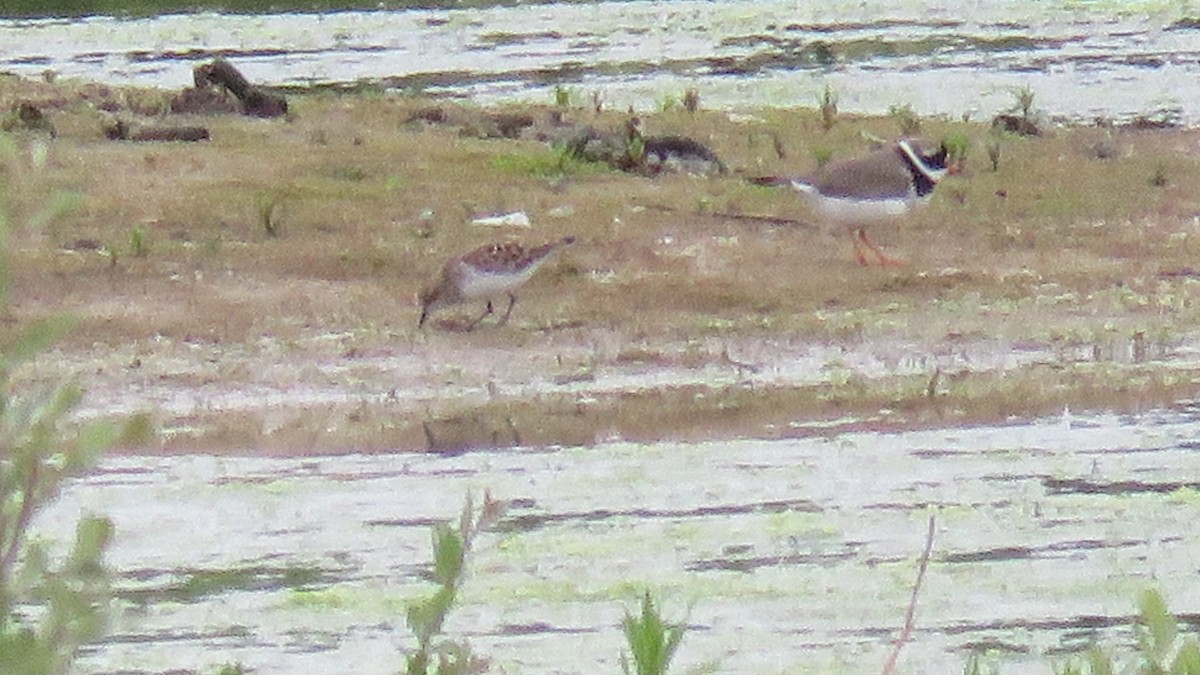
xmin=992 ymin=113 xmax=1042 ymax=136
xmin=2 ymin=101 xmax=56 ymax=136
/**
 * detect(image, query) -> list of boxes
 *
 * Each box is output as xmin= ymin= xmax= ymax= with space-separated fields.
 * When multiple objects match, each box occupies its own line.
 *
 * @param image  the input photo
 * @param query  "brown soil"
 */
xmin=4 ymin=74 xmax=1200 ymax=455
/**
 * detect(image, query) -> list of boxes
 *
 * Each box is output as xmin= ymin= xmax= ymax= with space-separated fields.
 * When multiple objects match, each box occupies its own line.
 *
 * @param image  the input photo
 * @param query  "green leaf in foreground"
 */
xmin=0 ymin=185 xmax=152 ymax=675
xmin=1138 ymin=588 xmax=1177 ymax=673
xmin=621 ymin=591 xmax=687 ymax=675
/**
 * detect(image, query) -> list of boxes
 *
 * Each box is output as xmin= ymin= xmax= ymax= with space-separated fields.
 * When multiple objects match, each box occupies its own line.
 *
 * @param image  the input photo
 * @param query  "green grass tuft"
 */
xmin=620 ymin=591 xmax=689 ymax=675
xmin=404 ymin=492 xmax=505 ymax=675
xmin=819 ymin=84 xmax=839 ymax=131
xmin=490 ymin=147 xmax=607 ymax=179
xmin=889 ymin=102 xmax=922 ymax=135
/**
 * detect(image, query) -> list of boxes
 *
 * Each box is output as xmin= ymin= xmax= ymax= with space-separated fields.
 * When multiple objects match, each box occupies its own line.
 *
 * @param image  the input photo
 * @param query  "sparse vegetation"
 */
xmin=128 ymin=222 xmax=149 ymax=257
xmin=2 ymin=23 xmax=1199 ymax=675
xmin=254 ymin=190 xmax=286 ymax=238
xmin=819 ymin=84 xmax=839 ymax=130
xmin=1131 ymin=589 xmax=1200 ymax=675
xmin=1150 ymin=162 xmax=1169 ymax=187
xmin=811 ymin=146 xmax=835 ymax=169
xmin=1009 ymin=84 xmax=1037 ymax=121
xmin=991 ymin=590 xmax=1200 ymax=675
xmin=404 ymin=492 xmax=504 ymax=675
xmin=553 ymin=84 xmax=572 ymax=108
xmin=491 ymin=146 xmax=605 ymax=180
xmin=0 ymin=162 xmax=151 ymax=675
xmin=966 ymin=652 xmax=1001 ymax=675
xmin=889 ymin=102 xmax=922 ymax=135
xmin=620 ymin=591 xmax=688 ymax=675
xmin=1 ymin=75 xmax=1199 ymax=453
xmin=986 ymin=136 xmax=1002 ymax=171
xmin=943 ymin=131 xmax=970 ymax=168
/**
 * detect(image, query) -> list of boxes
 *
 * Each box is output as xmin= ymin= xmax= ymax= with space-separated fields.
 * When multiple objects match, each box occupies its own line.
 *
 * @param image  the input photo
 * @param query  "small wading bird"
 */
xmin=418 ymin=236 xmax=576 ymax=330
xmin=757 ymin=138 xmax=949 ymax=265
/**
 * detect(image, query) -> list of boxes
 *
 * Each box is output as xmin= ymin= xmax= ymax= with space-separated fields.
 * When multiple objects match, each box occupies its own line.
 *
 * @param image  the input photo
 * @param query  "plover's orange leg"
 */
xmin=856 ymin=228 xmax=905 ymax=267
xmin=849 ymin=227 xmax=872 ymax=266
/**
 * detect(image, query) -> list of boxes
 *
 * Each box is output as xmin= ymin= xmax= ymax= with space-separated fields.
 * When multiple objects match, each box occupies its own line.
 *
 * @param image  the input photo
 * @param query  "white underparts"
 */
xmin=790 ymin=181 xmax=919 ymax=224
xmin=455 ymin=260 xmax=545 ymax=299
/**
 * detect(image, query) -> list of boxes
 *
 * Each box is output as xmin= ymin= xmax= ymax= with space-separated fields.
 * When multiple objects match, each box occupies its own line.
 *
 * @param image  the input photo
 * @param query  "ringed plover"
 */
xmin=787 ymin=138 xmax=949 ymax=265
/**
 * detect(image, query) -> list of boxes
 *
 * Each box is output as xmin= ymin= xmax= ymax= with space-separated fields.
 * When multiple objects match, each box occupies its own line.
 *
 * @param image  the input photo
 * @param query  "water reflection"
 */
xmin=43 ymin=406 xmax=1200 ymax=674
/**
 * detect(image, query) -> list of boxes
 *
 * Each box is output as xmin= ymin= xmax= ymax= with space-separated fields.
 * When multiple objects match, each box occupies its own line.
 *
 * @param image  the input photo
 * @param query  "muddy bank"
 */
xmin=4 ymin=66 xmax=1200 ymax=675
xmin=52 ymin=319 xmax=1200 ymax=456
xmin=3 ymin=72 xmax=1200 ymax=453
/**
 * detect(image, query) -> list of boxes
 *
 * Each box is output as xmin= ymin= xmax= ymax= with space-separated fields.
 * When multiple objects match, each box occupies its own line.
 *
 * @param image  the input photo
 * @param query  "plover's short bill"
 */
xmin=786 ymin=138 xmax=949 ymax=266
xmin=418 ymin=236 xmax=576 ymax=330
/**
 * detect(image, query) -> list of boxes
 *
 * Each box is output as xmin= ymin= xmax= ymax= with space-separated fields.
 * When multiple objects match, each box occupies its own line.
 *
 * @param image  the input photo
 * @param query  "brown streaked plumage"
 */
xmin=418 ymin=236 xmax=576 ymax=330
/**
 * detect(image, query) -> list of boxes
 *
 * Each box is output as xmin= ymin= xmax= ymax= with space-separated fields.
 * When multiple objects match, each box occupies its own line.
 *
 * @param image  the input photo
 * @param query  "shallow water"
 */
xmin=40 ymin=406 xmax=1200 ymax=674
xmin=4 ymin=0 xmax=1200 ymax=123
xmin=7 ymin=3 xmax=1200 ymax=670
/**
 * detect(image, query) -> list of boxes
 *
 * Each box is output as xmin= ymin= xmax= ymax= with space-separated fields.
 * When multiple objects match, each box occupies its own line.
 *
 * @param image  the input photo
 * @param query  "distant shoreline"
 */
xmin=5 ymin=3 xmax=1198 ymax=126
xmin=2 ymin=0 xmax=605 ymax=20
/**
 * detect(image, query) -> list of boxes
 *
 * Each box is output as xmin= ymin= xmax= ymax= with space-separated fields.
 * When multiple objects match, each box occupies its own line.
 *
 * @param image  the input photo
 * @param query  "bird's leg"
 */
xmin=856 ymin=228 xmax=905 ymax=267
xmin=497 ymin=293 xmax=517 ymax=326
xmin=850 ymin=227 xmax=871 ymax=266
xmin=466 ymin=300 xmax=494 ymax=330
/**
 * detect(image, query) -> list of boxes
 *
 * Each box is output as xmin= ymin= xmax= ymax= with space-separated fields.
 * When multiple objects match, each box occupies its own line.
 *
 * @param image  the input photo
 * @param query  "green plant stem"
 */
xmin=0 ymin=460 xmax=40 ymax=572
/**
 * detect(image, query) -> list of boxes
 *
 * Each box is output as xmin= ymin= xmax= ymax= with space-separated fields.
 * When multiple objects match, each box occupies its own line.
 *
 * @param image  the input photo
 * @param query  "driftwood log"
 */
xmin=105 ymin=119 xmax=210 ymax=142
xmin=168 ymin=85 xmax=240 ymax=115
xmin=170 ymin=57 xmax=287 ymax=118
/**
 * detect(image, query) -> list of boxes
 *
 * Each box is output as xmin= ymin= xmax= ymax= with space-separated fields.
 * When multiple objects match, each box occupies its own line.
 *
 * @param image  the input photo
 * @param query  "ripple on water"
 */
xmin=3 ymin=1 xmax=1200 ymax=123
xmin=33 ymin=407 xmax=1200 ymax=674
